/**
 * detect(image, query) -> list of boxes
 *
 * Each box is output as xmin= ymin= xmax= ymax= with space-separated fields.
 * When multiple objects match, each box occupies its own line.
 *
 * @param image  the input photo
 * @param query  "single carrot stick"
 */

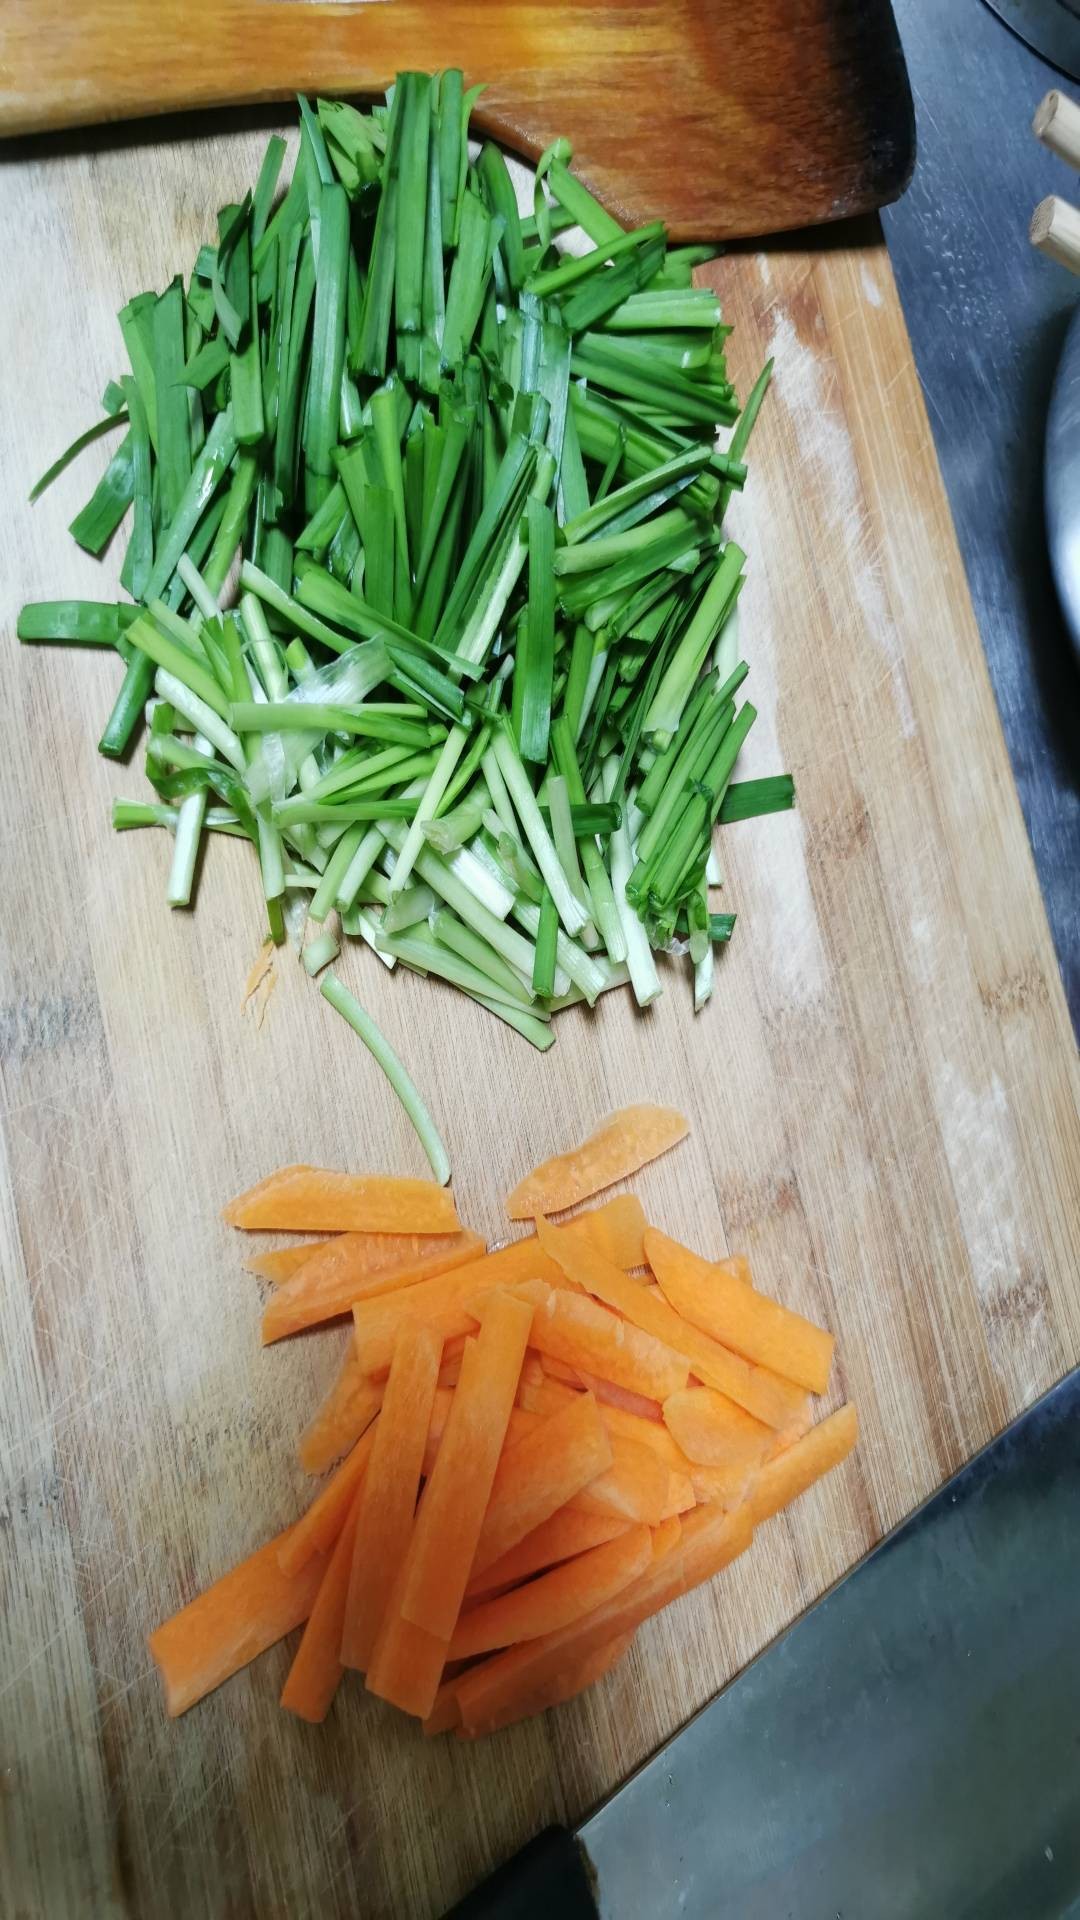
xmin=662 ymin=1387 xmax=774 ymax=1469
xmin=298 ymin=1355 xmax=383 ymax=1474
xmin=570 ymin=1431 xmax=673 ymax=1525
xmin=148 ymin=1526 xmax=327 ymax=1718
xmin=527 ymin=1282 xmax=689 ymax=1402
xmin=400 ymin=1292 xmax=534 ymax=1640
xmin=471 ymin=1391 xmax=614 ymax=1576
xmin=243 ymin=1238 xmax=338 ymax=1283
xmin=422 ymin=1394 xmax=541 ymax=1478
xmin=454 ymin=1629 xmax=636 ymax=1738
xmin=223 ymin=1167 xmax=460 ymax=1234
xmin=423 ymin=1679 xmax=463 ymax=1737
xmin=573 ymin=1370 xmax=662 ymax=1421
xmin=342 ymin=1321 xmax=442 ymax=1672
xmin=351 ymin=1200 xmax=643 ymax=1376
xmin=278 ymin=1423 xmax=378 ymax=1578
xmin=748 ymin=1405 xmax=858 ymax=1524
xmin=279 ymin=1489 xmax=361 ymax=1723
xmin=468 ymin=1509 xmax=632 ymax=1599
xmin=506 ymin=1105 xmax=689 ymax=1218
xmin=365 ymin=1552 xmax=449 ymax=1718
xmin=262 ymin=1230 xmax=483 ymax=1343
xmin=456 ymin=1503 xmax=753 ymax=1732
xmin=449 ymin=1526 xmax=653 ymax=1659
xmin=539 ymin=1214 xmax=805 ymax=1431
xmin=644 ymin=1227 xmax=834 ymax=1396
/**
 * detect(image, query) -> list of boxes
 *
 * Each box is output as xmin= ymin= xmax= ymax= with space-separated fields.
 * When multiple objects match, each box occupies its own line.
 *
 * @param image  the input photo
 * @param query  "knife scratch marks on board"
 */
xmin=765 ymin=305 xmax=916 ymax=740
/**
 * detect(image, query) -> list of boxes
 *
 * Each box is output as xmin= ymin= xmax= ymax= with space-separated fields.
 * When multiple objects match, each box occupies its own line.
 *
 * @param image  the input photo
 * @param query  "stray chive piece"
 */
xmin=19 ymin=71 xmax=792 ymax=1053
xmin=320 ymin=970 xmax=450 ymax=1183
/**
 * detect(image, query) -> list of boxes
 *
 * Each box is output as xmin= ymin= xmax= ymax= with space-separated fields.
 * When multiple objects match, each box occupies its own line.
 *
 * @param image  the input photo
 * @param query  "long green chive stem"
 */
xmin=320 ymin=971 xmax=450 ymax=1182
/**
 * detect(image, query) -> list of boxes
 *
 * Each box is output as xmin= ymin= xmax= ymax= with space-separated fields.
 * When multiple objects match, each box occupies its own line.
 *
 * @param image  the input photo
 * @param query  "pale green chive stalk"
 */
xmin=320 ymin=971 xmax=450 ymax=1183
xmin=21 ymin=70 xmax=793 ymax=1061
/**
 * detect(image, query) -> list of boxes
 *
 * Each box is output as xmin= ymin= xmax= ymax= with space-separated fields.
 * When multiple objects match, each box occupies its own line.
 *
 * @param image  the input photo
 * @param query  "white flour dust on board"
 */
xmin=934 ymin=1059 xmax=1046 ymax=1393
xmin=765 ymin=307 xmax=916 ymax=738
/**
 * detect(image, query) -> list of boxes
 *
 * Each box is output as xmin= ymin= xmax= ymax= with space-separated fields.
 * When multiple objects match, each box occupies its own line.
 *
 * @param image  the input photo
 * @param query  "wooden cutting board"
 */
xmin=0 ymin=0 xmax=914 ymax=240
xmin=2 ymin=114 xmax=1080 ymax=1920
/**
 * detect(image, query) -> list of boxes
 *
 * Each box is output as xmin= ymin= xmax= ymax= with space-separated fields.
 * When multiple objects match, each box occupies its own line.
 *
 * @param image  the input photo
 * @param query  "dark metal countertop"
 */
xmin=882 ymin=0 xmax=1080 ymax=1031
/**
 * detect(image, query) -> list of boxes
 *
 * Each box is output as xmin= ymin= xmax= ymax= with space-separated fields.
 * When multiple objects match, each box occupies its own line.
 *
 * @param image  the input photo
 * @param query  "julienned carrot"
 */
xmin=468 ymin=1509 xmax=632 ymax=1599
xmin=449 ymin=1526 xmax=653 ymax=1659
xmin=280 ymin=1490 xmax=361 ymax=1723
xmin=262 ymin=1229 xmax=484 ymax=1342
xmin=748 ymin=1405 xmax=858 ymax=1524
xmin=454 ymin=1503 xmax=754 ymax=1733
xmin=471 ymin=1390 xmax=614 ymax=1576
xmin=527 ymin=1282 xmax=689 ymax=1402
xmin=645 ymin=1227 xmax=834 ymax=1396
xmin=687 ymin=1460 xmax=758 ymax=1509
xmin=455 ymin=1629 xmax=636 ymax=1738
xmin=573 ymin=1370 xmax=662 ymax=1422
xmin=366 ymin=1551 xmax=449 ymax=1719
xmin=244 ymin=1238 xmax=338 ymax=1283
xmin=223 ymin=1166 xmax=460 ymax=1234
xmin=519 ymin=1375 xmax=694 ymax=1479
xmin=537 ymin=1214 xmax=805 ymax=1432
xmin=278 ymin=1423 xmax=378 ymax=1578
xmin=149 ymin=1526 xmax=327 ymax=1717
xmin=298 ymin=1355 xmax=383 ymax=1473
xmin=506 ymin=1105 xmax=689 ymax=1219
xmin=400 ymin=1291 xmax=534 ymax=1642
xmin=351 ymin=1199 xmax=642 ymax=1376
xmin=570 ymin=1430 xmax=673 ymax=1525
xmin=662 ymin=1387 xmax=774 ymax=1469
xmin=342 ymin=1321 xmax=441 ymax=1672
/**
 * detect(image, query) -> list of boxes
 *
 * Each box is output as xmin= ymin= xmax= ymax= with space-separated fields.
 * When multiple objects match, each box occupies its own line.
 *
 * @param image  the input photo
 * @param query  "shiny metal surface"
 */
xmin=1046 ymin=303 xmax=1080 ymax=655
xmin=583 ymin=1369 xmax=1080 ymax=1920
xmin=982 ymin=0 xmax=1080 ymax=77
xmin=883 ymin=0 xmax=1080 ymax=1031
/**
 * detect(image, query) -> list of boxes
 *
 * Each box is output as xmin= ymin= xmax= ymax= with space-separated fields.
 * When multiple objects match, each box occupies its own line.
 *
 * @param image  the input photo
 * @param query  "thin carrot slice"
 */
xmin=223 ymin=1166 xmax=460 ymax=1234
xmin=298 ymin=1355 xmax=383 ymax=1474
xmin=644 ymin=1227 xmax=834 ymax=1396
xmin=468 ymin=1509 xmax=632 ymax=1599
xmin=528 ymin=1282 xmax=689 ymax=1402
xmin=365 ymin=1552 xmax=449 ymax=1719
xmin=662 ymin=1471 xmax=696 ymax=1517
xmin=651 ymin=1515 xmax=682 ymax=1558
xmin=149 ymin=1526 xmax=327 ymax=1718
xmin=400 ymin=1292 xmax=534 ymax=1640
xmin=573 ymin=1370 xmax=662 ymax=1421
xmin=449 ymin=1526 xmax=653 ymax=1659
xmin=571 ymin=1192 xmax=646 ymax=1268
xmin=538 ymin=1213 xmax=804 ymax=1436
xmin=278 ymin=1423 xmax=378 ymax=1578
xmin=471 ymin=1391 xmax=614 ymax=1576
xmin=539 ymin=1353 xmax=587 ymax=1388
xmin=456 ymin=1503 xmax=753 ymax=1732
xmin=748 ymin=1404 xmax=858 ymax=1524
xmin=280 ymin=1490 xmax=361 ymax=1723
xmin=662 ymin=1387 xmax=774 ymax=1469
xmin=455 ymin=1630 xmax=635 ymax=1738
xmin=519 ymin=1375 xmax=694 ymax=1478
xmin=351 ymin=1200 xmax=638 ymax=1377
xmin=243 ymin=1238 xmax=338 ymax=1283
xmin=688 ymin=1461 xmax=758 ymax=1509
xmin=506 ymin=1105 xmax=689 ymax=1218
xmin=570 ymin=1431 xmax=672 ymax=1525
xmin=262 ymin=1229 xmax=483 ymax=1343
xmin=342 ymin=1321 xmax=442 ymax=1672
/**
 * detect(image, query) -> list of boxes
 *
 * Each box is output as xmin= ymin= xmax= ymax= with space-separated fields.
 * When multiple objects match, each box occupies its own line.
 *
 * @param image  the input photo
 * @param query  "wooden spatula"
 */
xmin=0 ymin=0 xmax=913 ymax=240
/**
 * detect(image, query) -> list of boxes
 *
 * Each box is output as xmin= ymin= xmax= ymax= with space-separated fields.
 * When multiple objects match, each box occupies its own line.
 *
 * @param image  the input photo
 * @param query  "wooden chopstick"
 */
xmin=1031 ymin=91 xmax=1080 ymax=277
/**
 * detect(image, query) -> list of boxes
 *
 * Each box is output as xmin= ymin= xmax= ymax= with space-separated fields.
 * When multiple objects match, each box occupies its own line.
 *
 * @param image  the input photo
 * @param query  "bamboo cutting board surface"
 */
xmin=2 ymin=119 xmax=1080 ymax=1919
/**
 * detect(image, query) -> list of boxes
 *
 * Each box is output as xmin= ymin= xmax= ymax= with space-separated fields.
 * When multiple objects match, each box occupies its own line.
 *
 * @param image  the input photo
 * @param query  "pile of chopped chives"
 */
xmin=19 ymin=73 xmax=794 ymax=1055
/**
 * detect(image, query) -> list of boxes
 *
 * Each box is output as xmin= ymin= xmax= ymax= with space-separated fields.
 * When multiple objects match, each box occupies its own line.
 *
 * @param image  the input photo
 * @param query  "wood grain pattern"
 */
xmin=2 ymin=118 xmax=1079 ymax=1920
xmin=0 ymin=0 xmax=914 ymax=240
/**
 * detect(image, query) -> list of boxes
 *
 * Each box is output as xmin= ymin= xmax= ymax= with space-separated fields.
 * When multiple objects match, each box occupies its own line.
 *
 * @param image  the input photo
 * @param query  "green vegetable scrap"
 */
xmin=19 ymin=71 xmax=794 ymax=1126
